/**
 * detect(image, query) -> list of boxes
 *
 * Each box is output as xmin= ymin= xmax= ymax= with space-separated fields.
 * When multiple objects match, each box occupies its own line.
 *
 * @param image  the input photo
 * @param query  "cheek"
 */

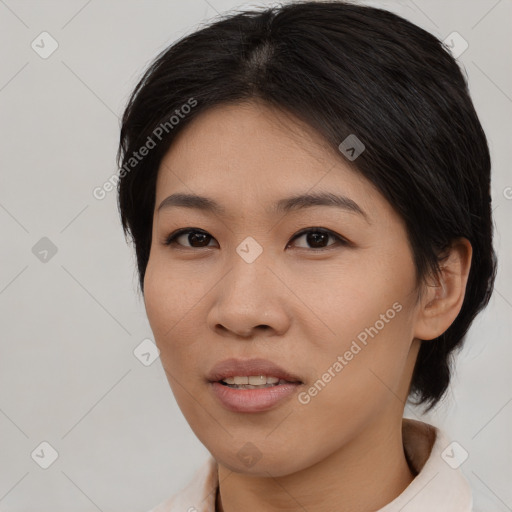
xmin=144 ymin=254 xmax=203 ymax=335
xmin=143 ymin=259 xmax=169 ymax=336
xmin=294 ymin=253 xmax=417 ymax=413
xmin=144 ymin=260 xmax=208 ymax=417
xmin=289 ymin=254 xmax=414 ymax=348
xmin=293 ymin=302 xmax=416 ymax=452
xmin=143 ymin=257 xmax=198 ymax=366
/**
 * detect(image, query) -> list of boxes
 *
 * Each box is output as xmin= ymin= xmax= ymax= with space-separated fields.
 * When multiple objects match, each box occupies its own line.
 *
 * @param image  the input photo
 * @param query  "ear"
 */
xmin=413 ymin=238 xmax=473 ymax=341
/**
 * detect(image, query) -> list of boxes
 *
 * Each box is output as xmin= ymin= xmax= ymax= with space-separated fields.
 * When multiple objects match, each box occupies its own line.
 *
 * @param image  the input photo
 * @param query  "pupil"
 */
xmin=190 ymin=232 xmax=209 ymax=247
xmin=308 ymin=232 xmax=327 ymax=248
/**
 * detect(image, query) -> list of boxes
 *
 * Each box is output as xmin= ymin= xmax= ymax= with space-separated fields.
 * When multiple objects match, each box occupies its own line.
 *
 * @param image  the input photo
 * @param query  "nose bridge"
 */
xmin=225 ymin=235 xmax=272 ymax=302
xmin=208 ymin=236 xmax=288 ymax=335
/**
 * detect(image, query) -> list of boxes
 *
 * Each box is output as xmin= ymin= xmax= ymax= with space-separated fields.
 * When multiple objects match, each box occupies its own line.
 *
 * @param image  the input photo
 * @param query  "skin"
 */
xmin=143 ymin=99 xmax=472 ymax=512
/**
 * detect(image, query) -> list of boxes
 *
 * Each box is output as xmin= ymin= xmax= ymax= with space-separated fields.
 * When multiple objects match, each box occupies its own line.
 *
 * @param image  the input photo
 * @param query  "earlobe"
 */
xmin=413 ymin=238 xmax=473 ymax=341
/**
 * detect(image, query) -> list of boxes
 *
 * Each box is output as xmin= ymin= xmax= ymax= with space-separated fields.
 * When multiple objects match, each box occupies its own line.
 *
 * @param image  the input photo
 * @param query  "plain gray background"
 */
xmin=0 ymin=0 xmax=511 ymax=510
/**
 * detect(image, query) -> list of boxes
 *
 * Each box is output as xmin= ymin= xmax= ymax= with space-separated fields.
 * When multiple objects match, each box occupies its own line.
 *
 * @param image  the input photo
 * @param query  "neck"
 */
xmin=216 ymin=415 xmax=415 ymax=512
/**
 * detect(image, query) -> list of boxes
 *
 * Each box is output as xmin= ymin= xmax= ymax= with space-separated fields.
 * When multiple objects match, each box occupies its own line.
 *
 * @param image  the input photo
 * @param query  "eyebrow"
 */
xmin=157 ymin=191 xmax=370 ymax=222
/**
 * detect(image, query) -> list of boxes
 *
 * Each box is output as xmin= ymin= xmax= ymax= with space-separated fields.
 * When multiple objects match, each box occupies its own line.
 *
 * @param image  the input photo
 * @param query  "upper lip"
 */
xmin=207 ymin=358 xmax=303 ymax=383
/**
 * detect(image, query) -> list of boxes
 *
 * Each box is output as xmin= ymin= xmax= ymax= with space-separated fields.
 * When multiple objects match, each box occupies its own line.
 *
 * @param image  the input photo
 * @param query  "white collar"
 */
xmin=149 ymin=418 xmax=473 ymax=512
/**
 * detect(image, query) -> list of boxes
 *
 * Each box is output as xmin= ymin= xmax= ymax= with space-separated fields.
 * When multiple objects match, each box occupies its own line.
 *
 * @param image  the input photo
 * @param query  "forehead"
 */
xmin=154 ymin=100 xmax=391 ymax=223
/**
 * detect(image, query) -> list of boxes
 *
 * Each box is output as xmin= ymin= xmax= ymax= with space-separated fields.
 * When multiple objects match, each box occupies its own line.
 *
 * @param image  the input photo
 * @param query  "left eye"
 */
xmin=287 ymin=228 xmax=349 ymax=250
xmin=163 ymin=227 xmax=349 ymax=250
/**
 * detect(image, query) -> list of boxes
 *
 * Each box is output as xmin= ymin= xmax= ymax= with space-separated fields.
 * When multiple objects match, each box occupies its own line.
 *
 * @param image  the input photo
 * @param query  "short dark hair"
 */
xmin=117 ymin=0 xmax=497 ymax=410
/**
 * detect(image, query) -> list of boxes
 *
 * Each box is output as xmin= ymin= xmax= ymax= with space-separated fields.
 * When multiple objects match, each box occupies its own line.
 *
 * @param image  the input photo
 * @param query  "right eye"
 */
xmin=163 ymin=228 xmax=217 ymax=249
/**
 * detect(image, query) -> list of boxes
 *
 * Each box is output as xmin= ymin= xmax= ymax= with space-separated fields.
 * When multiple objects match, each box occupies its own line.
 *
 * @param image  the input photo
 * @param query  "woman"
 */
xmin=116 ymin=1 xmax=497 ymax=510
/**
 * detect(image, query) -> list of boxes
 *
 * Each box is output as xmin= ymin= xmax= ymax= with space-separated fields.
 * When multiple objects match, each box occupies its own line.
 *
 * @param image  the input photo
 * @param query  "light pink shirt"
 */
xmin=148 ymin=418 xmax=474 ymax=512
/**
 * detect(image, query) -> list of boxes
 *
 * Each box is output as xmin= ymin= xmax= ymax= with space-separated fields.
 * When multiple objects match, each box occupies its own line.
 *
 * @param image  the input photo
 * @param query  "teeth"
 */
xmin=222 ymin=375 xmax=281 ymax=385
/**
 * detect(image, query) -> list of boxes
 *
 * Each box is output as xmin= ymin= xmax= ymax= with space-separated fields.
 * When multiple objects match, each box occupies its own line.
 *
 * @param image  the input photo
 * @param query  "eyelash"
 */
xmin=162 ymin=227 xmax=350 ymax=251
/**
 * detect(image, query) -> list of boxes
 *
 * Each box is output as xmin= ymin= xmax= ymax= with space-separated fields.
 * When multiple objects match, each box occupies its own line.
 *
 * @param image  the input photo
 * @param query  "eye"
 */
xmin=163 ymin=227 xmax=349 ymax=251
xmin=163 ymin=228 xmax=216 ymax=248
xmin=288 ymin=227 xmax=349 ymax=250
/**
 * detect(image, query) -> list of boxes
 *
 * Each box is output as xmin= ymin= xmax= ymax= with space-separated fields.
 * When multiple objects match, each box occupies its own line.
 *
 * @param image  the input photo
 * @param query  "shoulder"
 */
xmin=380 ymin=418 xmax=473 ymax=511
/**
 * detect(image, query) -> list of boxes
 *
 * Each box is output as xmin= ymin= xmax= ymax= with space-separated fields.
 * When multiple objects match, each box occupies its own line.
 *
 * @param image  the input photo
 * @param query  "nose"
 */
xmin=206 ymin=253 xmax=291 ymax=339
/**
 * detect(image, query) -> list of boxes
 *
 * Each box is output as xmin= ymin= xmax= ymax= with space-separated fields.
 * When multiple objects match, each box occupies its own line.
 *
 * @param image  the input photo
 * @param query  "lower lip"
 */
xmin=210 ymin=381 xmax=302 ymax=413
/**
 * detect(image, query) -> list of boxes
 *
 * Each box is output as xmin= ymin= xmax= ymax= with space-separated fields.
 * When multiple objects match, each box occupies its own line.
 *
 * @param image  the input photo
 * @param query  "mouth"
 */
xmin=207 ymin=357 xmax=304 ymax=386
xmin=207 ymin=358 xmax=304 ymax=413
xmin=217 ymin=375 xmax=302 ymax=389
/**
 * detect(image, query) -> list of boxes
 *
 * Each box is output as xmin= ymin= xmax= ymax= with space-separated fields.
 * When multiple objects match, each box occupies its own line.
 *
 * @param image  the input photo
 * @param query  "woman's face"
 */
xmin=144 ymin=100 xmax=423 ymax=476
